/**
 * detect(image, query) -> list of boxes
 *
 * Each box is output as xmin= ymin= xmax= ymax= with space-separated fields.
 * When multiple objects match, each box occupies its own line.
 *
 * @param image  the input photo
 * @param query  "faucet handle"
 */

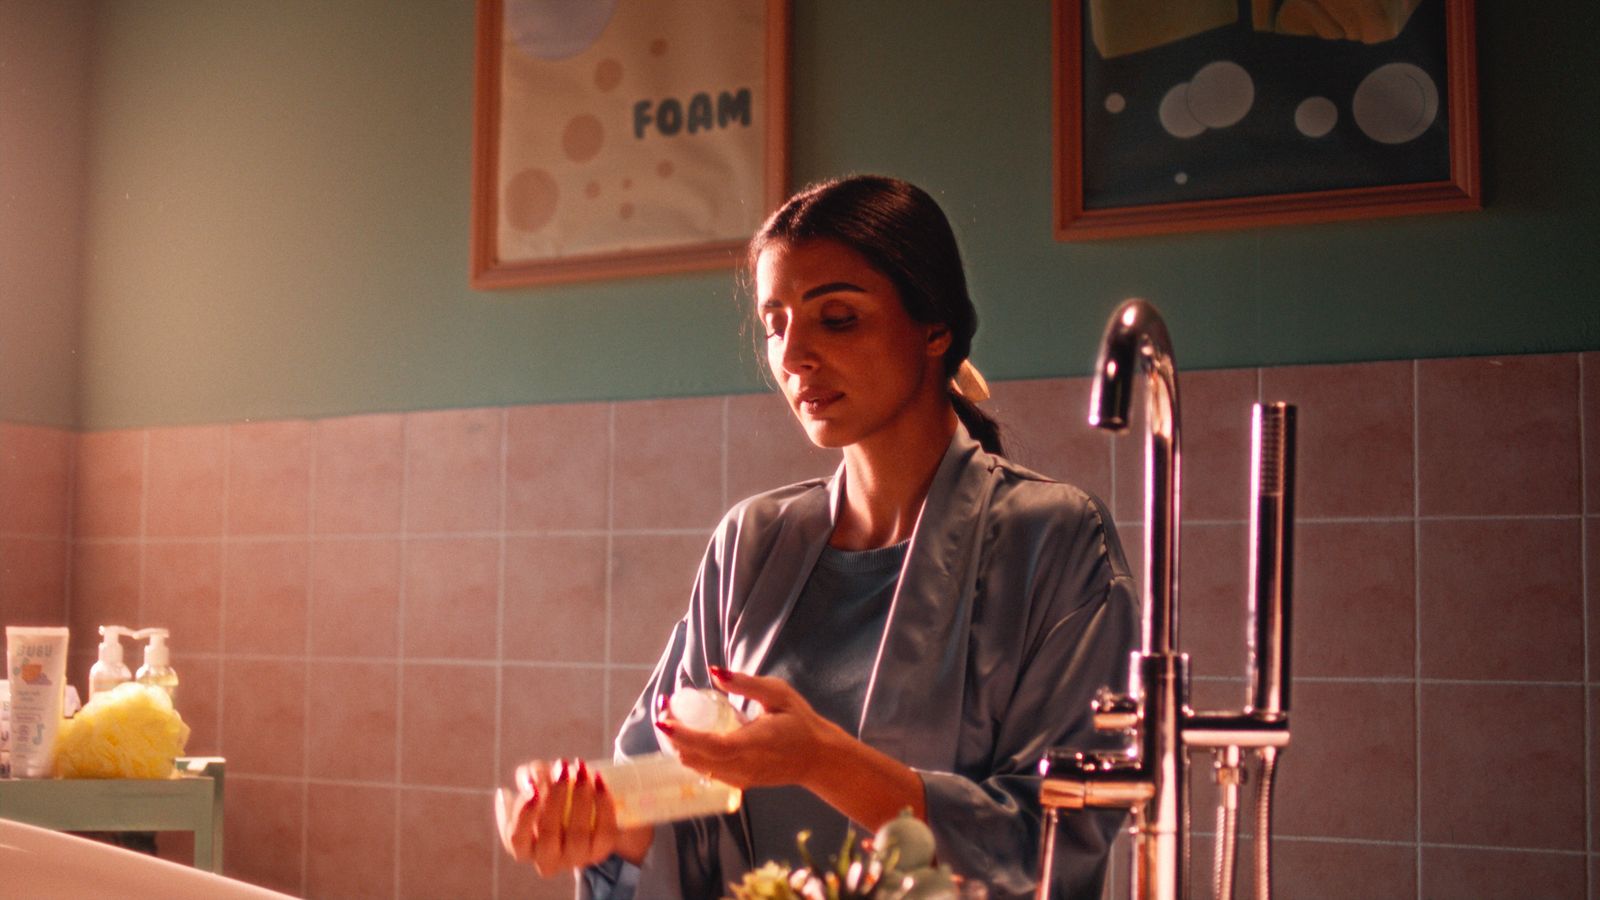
xmin=1092 ymin=688 xmax=1140 ymax=733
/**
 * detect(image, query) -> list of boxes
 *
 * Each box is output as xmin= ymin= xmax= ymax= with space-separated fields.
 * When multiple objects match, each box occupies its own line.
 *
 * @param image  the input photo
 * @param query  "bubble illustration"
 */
xmin=1353 ymin=63 xmax=1438 ymax=144
xmin=505 ymin=168 xmax=559 ymax=233
xmin=1105 ymin=92 xmax=1126 ymax=114
xmin=1159 ymin=84 xmax=1205 ymax=138
xmin=1295 ymin=96 xmax=1338 ymax=138
xmin=562 ymin=115 xmax=604 ymax=163
xmin=1159 ymin=60 xmax=1255 ymax=138
xmin=594 ymin=59 xmax=622 ymax=92
xmin=505 ymin=0 xmax=618 ymax=61
xmin=1186 ymin=61 xmax=1253 ymax=128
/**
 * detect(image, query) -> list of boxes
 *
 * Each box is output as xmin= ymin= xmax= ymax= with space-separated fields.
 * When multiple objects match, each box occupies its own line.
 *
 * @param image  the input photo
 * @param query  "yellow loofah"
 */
xmin=54 ymin=682 xmax=191 ymax=779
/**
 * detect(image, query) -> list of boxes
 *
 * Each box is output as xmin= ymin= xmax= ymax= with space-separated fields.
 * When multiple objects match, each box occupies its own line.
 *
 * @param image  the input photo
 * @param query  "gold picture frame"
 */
xmin=1055 ymin=0 xmax=1480 ymax=240
xmin=471 ymin=0 xmax=790 ymax=288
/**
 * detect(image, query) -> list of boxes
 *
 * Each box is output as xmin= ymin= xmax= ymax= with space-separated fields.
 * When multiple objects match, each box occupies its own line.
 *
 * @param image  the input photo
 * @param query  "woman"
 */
xmin=502 ymin=175 xmax=1137 ymax=899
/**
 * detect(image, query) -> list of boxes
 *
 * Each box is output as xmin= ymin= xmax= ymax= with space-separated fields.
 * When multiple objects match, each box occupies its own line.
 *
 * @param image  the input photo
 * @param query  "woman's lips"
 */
xmin=796 ymin=388 xmax=843 ymax=415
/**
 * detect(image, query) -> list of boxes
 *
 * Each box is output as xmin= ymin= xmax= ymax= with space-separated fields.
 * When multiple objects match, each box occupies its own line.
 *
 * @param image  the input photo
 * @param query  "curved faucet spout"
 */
xmin=1089 ymin=299 xmax=1180 ymax=658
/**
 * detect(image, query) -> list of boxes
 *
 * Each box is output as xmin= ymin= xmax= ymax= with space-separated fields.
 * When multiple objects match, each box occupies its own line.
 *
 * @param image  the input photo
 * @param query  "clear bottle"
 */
xmin=594 ymin=688 xmax=747 ymax=826
xmin=88 ymin=625 xmax=133 ymax=699
xmin=133 ymin=628 xmax=179 ymax=704
xmin=497 ymin=688 xmax=745 ymax=838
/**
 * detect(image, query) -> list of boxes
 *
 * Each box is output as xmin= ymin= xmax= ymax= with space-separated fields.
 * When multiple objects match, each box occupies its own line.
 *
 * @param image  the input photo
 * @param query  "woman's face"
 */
xmin=754 ymin=238 xmax=950 ymax=450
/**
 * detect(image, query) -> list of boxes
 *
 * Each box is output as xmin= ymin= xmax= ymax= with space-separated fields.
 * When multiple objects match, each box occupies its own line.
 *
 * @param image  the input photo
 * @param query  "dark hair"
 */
xmin=747 ymin=175 xmax=1003 ymax=455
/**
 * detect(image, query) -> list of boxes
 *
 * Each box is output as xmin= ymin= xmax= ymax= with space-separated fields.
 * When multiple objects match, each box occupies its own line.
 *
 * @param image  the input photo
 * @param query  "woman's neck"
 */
xmin=830 ymin=405 xmax=958 ymax=550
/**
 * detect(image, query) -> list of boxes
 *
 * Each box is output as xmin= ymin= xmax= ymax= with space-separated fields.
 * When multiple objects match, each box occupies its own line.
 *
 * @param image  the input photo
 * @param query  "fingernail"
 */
xmin=575 ymin=759 xmax=590 ymax=784
xmin=655 ymin=719 xmax=676 ymax=736
xmin=594 ymin=772 xmax=609 ymax=795
xmin=709 ymin=665 xmax=731 ymax=680
xmin=553 ymin=760 xmax=569 ymax=783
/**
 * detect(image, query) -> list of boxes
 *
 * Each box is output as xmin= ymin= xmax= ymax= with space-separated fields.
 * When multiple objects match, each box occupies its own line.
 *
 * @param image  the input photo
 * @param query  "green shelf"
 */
xmin=0 ymin=757 xmax=224 ymax=872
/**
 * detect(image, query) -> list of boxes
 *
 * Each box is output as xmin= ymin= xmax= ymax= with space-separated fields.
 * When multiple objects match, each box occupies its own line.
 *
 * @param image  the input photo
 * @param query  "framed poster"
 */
xmin=471 ymin=0 xmax=790 ymax=288
xmin=1054 ymin=0 xmax=1479 ymax=240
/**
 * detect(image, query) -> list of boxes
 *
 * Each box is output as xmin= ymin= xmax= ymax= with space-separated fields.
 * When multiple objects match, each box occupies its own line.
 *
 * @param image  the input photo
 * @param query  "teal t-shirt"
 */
xmin=744 ymin=539 xmax=907 ymax=868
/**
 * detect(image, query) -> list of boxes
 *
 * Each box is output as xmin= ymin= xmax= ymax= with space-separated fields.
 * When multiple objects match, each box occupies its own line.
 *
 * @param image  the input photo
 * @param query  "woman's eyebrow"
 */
xmin=801 ymin=281 xmax=865 ymax=301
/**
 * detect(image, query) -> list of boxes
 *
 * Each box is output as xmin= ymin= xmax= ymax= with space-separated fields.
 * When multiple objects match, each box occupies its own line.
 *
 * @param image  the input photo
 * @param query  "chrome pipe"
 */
xmin=1074 ymin=299 xmax=1187 ymax=900
xmin=1038 ymin=302 xmax=1295 ymax=900
xmin=1088 ymin=301 xmax=1180 ymax=658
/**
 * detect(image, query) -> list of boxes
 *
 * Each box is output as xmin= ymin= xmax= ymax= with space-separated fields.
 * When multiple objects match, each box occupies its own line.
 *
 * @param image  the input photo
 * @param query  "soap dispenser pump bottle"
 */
xmin=134 ymin=628 xmax=179 ymax=703
xmin=89 ymin=625 xmax=133 ymax=699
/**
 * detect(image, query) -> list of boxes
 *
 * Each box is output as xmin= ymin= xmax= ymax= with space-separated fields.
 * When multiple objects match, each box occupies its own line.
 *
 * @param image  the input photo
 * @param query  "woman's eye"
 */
xmin=762 ymin=315 xmax=785 ymax=338
xmin=822 ymin=315 xmax=856 ymax=330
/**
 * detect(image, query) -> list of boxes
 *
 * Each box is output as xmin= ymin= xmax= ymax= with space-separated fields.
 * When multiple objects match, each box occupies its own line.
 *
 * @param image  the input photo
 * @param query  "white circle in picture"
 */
xmin=1294 ymin=96 xmax=1338 ymax=137
xmin=505 ymin=0 xmax=619 ymax=61
xmin=1186 ymin=61 xmax=1254 ymax=129
xmin=1159 ymin=84 xmax=1205 ymax=138
xmin=1174 ymin=172 xmax=1190 ymax=185
xmin=1105 ymin=92 xmax=1127 ymax=114
xmin=1352 ymin=62 xmax=1439 ymax=144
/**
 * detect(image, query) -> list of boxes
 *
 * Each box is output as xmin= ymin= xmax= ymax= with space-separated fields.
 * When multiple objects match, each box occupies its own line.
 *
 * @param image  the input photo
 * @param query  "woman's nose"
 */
xmin=778 ymin=324 xmax=816 ymax=374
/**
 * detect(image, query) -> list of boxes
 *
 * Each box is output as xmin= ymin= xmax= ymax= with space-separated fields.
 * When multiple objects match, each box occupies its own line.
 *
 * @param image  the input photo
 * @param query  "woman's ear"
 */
xmin=926 ymin=323 xmax=952 ymax=359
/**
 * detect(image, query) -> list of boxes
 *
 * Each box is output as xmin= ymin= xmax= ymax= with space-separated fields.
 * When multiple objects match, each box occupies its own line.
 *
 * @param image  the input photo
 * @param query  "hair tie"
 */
xmin=951 ymin=359 xmax=991 ymax=403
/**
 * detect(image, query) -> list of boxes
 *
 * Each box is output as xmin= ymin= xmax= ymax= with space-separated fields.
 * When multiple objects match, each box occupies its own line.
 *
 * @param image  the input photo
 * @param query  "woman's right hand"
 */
xmin=498 ymin=759 xmax=654 ymax=876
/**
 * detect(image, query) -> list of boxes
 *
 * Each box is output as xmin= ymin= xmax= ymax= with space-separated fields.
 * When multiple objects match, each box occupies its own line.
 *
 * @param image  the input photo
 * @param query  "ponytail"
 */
xmin=951 ymin=391 xmax=1003 ymax=456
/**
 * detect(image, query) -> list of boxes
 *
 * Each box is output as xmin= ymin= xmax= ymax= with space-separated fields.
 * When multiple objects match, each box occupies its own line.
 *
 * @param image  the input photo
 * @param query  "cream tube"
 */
xmin=5 ymin=627 xmax=69 ymax=778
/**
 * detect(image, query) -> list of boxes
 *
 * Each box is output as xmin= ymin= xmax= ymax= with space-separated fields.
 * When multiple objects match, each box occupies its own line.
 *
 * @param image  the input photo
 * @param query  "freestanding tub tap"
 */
xmin=1037 ymin=300 xmax=1296 ymax=900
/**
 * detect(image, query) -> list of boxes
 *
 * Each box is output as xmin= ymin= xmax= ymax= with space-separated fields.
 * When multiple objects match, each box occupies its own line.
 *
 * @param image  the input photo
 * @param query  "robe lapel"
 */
xmin=725 ymin=467 xmax=842 ymax=677
xmin=858 ymin=429 xmax=997 ymax=771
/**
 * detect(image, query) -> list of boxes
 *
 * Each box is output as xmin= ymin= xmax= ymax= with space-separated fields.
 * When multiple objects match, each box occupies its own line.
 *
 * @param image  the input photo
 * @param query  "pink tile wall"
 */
xmin=0 ymin=423 xmax=72 ymax=628
xmin=36 ymin=350 xmax=1600 ymax=898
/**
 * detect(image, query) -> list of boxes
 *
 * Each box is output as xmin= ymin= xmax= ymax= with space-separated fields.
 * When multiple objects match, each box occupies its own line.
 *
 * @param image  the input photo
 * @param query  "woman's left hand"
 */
xmin=655 ymin=666 xmax=840 ymax=790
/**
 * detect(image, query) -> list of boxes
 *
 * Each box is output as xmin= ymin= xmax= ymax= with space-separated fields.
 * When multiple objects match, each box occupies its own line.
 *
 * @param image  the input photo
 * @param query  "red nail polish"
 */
xmin=594 ymin=772 xmax=609 ymax=795
xmin=654 ymin=693 xmax=669 ymax=715
xmin=576 ymin=759 xmax=590 ymax=784
xmin=655 ymin=719 xmax=676 ymax=736
xmin=553 ymin=760 xmax=569 ymax=783
xmin=709 ymin=665 xmax=731 ymax=680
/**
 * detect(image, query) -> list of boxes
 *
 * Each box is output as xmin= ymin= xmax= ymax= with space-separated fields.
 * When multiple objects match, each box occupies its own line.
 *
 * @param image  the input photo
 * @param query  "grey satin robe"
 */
xmin=585 ymin=427 xmax=1138 ymax=900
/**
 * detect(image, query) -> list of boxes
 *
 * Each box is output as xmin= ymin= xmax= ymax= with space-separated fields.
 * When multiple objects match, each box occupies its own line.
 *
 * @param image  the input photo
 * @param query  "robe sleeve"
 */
xmin=918 ymin=495 xmax=1140 ymax=900
xmin=580 ymin=518 xmax=745 ymax=900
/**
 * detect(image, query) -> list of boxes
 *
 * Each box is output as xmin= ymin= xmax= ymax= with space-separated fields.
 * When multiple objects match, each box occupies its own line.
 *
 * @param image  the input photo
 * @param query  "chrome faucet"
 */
xmin=1037 ymin=300 xmax=1296 ymax=900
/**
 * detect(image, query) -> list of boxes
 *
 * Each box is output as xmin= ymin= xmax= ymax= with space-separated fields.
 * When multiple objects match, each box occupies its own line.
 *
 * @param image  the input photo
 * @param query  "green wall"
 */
xmin=0 ymin=0 xmax=91 ymax=428
xmin=71 ymin=1 xmax=1600 ymax=429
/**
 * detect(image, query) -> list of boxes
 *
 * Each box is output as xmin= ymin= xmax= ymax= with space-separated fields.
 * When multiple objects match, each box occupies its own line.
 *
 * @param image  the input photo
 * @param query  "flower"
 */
xmin=53 ymin=682 xmax=190 ymax=779
xmin=728 ymin=812 xmax=976 ymax=900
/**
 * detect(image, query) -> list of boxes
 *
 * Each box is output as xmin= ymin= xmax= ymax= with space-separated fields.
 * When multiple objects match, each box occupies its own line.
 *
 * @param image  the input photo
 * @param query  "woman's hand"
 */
xmin=656 ymin=667 xmax=837 ymax=790
xmin=498 ymin=759 xmax=653 ymax=876
xmin=661 ymin=667 xmax=927 ymax=829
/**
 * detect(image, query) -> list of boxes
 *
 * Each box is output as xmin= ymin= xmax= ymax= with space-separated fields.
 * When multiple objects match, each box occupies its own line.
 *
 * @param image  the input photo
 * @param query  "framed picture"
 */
xmin=471 ymin=0 xmax=790 ymax=288
xmin=1054 ymin=0 xmax=1479 ymax=240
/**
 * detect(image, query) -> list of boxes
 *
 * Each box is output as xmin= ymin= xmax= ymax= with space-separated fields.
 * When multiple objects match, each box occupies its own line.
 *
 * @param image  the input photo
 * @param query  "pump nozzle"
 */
xmin=132 ymin=628 xmax=178 ymax=702
xmin=89 ymin=625 xmax=135 ymax=698
xmin=96 ymin=625 xmax=129 ymax=665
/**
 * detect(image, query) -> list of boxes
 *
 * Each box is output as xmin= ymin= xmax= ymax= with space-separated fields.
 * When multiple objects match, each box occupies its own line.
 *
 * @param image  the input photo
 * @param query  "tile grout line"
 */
xmin=393 ymin=415 xmax=409 ymax=899
xmin=492 ymin=408 xmax=508 ymax=900
xmin=62 ymin=430 xmax=78 ymax=646
xmin=1411 ymin=359 xmax=1424 ymax=900
xmin=301 ymin=425 xmax=316 ymax=897
xmin=60 ymin=511 xmax=1589 ymax=544
xmin=1579 ymin=354 xmax=1593 ymax=885
xmin=604 ymin=403 xmax=617 ymax=761
xmin=137 ymin=430 xmax=149 ymax=648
